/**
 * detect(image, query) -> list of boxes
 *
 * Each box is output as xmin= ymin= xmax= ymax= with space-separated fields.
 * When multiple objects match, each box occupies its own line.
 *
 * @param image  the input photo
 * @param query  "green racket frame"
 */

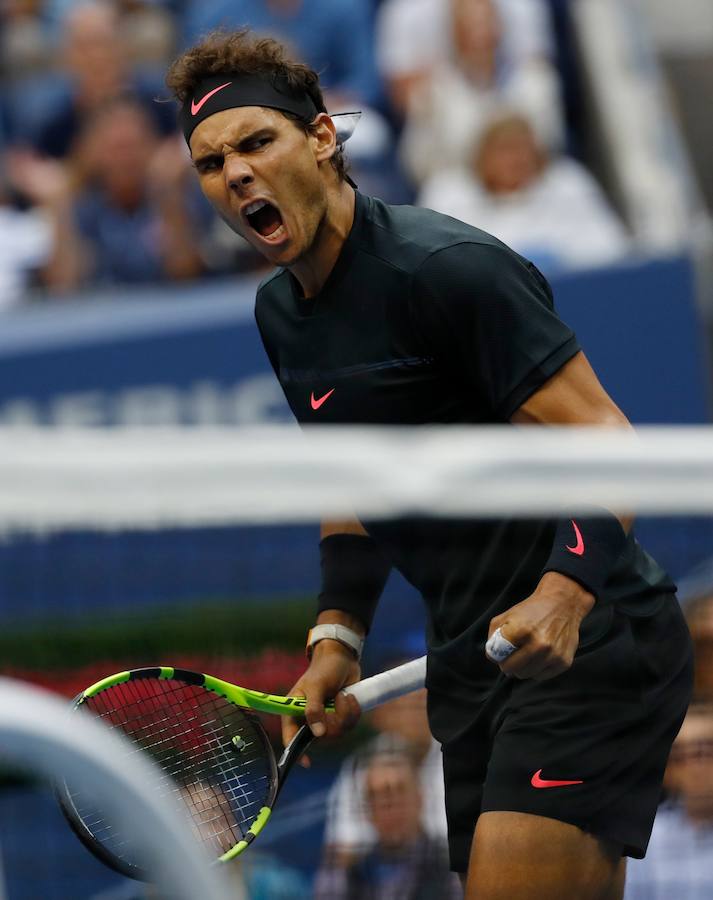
xmin=60 ymin=665 xmax=324 ymax=875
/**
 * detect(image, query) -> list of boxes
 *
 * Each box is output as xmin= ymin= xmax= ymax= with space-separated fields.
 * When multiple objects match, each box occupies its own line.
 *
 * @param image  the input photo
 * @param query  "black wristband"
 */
xmin=317 ymin=533 xmax=391 ymax=633
xmin=542 ymin=511 xmax=627 ymax=599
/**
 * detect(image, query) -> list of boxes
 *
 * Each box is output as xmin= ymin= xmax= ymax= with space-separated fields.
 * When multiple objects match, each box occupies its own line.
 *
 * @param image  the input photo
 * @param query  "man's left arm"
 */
xmin=489 ymin=350 xmax=632 ymax=680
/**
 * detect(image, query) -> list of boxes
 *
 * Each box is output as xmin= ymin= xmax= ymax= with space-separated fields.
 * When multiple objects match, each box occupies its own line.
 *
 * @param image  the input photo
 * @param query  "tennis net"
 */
xmin=1 ymin=424 xmax=712 ymax=898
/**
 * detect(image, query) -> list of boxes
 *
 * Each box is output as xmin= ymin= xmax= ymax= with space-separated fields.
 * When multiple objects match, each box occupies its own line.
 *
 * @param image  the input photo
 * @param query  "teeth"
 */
xmin=244 ymin=200 xmax=268 ymax=216
xmin=265 ymin=224 xmax=285 ymax=240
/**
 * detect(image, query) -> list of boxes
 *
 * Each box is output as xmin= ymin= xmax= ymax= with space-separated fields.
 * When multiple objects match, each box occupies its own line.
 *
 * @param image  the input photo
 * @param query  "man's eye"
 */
xmin=248 ymin=138 xmax=271 ymax=151
xmin=197 ymin=158 xmax=222 ymax=173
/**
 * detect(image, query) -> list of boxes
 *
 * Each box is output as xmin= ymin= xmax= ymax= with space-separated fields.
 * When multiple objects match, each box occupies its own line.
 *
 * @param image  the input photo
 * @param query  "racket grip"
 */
xmin=344 ymin=656 xmax=426 ymax=712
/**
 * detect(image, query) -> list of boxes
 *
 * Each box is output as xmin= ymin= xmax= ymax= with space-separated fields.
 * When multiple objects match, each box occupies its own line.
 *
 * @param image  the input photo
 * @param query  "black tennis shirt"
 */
xmin=255 ymin=192 xmax=674 ymax=710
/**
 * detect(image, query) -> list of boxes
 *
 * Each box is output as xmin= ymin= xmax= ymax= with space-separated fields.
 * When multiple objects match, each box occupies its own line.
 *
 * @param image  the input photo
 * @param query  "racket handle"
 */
xmin=344 ymin=655 xmax=426 ymax=712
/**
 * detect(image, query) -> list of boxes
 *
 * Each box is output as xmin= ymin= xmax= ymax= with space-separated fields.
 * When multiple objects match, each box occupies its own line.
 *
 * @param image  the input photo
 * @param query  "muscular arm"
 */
xmin=281 ymin=517 xmax=380 ymax=749
xmin=510 ymin=350 xmax=633 ymax=533
xmin=490 ymin=350 xmax=634 ymax=680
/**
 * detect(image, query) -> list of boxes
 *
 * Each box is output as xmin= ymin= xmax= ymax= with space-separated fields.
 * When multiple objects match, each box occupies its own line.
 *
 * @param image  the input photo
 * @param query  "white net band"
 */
xmin=2 ymin=425 xmax=713 ymax=530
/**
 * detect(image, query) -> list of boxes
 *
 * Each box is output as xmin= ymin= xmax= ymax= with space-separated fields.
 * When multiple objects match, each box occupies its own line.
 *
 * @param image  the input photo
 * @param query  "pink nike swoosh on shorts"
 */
xmin=531 ymin=769 xmax=584 ymax=788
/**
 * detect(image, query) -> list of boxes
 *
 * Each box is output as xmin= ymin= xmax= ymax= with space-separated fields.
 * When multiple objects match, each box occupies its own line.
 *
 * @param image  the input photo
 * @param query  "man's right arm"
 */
xmin=281 ymin=518 xmax=390 ymax=750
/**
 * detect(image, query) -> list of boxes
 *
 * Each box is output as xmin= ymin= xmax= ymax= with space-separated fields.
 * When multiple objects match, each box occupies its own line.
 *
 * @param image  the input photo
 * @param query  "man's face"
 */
xmin=476 ymin=121 xmax=542 ymax=195
xmin=190 ymin=106 xmax=331 ymax=268
xmin=452 ymin=0 xmax=501 ymax=64
xmin=690 ymin=596 xmax=713 ymax=701
xmin=667 ymin=708 xmax=713 ymax=822
xmin=64 ymin=5 xmax=124 ymax=96
xmin=365 ymin=759 xmax=422 ymax=848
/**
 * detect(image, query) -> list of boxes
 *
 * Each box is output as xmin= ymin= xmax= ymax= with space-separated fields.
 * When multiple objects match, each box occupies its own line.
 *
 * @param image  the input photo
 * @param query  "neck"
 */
xmin=289 ymin=181 xmax=355 ymax=299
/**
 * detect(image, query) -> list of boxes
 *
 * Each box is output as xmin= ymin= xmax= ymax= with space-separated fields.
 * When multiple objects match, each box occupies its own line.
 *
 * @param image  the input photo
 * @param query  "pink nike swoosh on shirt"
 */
xmin=310 ymin=389 xmax=335 ymax=410
xmin=531 ymin=770 xmax=584 ymax=789
xmin=191 ymin=82 xmax=232 ymax=115
xmin=566 ymin=519 xmax=585 ymax=556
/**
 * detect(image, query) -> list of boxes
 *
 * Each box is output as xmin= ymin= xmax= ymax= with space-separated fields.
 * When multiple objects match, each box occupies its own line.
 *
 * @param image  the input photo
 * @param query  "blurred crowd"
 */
xmin=311 ymin=596 xmax=713 ymax=900
xmin=623 ymin=590 xmax=713 ymax=899
xmin=315 ymin=658 xmax=460 ymax=900
xmin=0 ymin=0 xmax=633 ymax=311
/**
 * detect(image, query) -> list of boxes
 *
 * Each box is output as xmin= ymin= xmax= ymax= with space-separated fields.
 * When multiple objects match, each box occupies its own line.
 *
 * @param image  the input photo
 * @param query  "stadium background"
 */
xmin=0 ymin=1 xmax=712 ymax=897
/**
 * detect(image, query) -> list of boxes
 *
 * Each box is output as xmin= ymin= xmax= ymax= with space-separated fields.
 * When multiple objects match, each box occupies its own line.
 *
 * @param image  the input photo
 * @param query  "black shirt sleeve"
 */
xmin=410 ymin=241 xmax=580 ymax=420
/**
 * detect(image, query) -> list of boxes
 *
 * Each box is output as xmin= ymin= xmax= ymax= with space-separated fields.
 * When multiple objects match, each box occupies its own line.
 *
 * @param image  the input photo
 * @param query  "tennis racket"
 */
xmin=57 ymin=656 xmax=427 ymax=880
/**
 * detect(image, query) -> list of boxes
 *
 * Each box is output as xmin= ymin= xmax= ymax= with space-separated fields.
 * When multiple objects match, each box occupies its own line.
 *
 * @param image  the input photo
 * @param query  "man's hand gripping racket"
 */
xmin=57 ymin=656 xmax=426 ymax=881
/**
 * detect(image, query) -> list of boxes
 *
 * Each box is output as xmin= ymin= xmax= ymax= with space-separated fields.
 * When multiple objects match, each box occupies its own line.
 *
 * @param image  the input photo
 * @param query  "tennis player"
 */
xmin=167 ymin=30 xmax=693 ymax=900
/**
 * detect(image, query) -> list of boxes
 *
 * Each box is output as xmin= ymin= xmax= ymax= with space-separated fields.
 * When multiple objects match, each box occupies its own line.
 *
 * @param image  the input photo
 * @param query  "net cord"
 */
xmin=1 ymin=425 xmax=713 ymax=530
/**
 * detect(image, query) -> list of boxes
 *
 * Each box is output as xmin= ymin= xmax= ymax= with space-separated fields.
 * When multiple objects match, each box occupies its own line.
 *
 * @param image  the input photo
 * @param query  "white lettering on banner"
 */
xmin=0 ymin=399 xmax=41 ymax=425
xmin=229 ymin=378 xmax=287 ymax=424
xmin=185 ymin=381 xmax=226 ymax=425
xmin=114 ymin=387 xmax=183 ymax=426
xmin=51 ymin=392 xmax=106 ymax=426
xmin=0 ymin=375 xmax=290 ymax=426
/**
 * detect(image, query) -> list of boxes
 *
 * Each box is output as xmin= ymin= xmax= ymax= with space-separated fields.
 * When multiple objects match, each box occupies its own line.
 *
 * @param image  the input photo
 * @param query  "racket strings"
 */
xmin=68 ymin=677 xmax=274 ymax=864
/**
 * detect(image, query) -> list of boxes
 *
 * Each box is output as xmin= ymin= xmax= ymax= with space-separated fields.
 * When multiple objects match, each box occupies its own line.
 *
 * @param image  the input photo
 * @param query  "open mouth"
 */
xmin=244 ymin=200 xmax=285 ymax=241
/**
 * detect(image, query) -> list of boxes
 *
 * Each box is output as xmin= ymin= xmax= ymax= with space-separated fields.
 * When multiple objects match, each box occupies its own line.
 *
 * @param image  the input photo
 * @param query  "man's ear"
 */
xmin=310 ymin=112 xmax=338 ymax=164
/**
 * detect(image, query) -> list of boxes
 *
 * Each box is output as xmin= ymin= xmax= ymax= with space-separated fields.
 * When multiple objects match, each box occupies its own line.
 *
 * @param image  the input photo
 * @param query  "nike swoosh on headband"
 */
xmin=191 ymin=82 xmax=232 ymax=116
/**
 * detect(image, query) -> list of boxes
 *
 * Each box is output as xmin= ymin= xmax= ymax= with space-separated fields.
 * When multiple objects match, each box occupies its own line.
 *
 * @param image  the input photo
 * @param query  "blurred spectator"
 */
xmin=0 ymin=157 xmax=51 ymax=308
xmin=323 ymin=683 xmax=447 ymax=861
xmin=9 ymin=97 xmax=205 ymax=292
xmin=45 ymin=0 xmax=176 ymax=72
xmin=0 ymin=1 xmax=52 ymax=80
xmin=376 ymin=0 xmax=555 ymax=120
xmin=181 ymin=0 xmax=381 ymax=110
xmin=314 ymin=749 xmax=462 ymax=900
xmin=641 ymin=0 xmax=713 ymax=213
xmin=28 ymin=1 xmax=174 ymax=159
xmin=418 ymin=110 xmax=629 ymax=275
xmin=624 ymin=703 xmax=713 ymax=899
xmin=684 ymin=592 xmax=713 ymax=702
xmin=397 ymin=0 xmax=563 ymax=185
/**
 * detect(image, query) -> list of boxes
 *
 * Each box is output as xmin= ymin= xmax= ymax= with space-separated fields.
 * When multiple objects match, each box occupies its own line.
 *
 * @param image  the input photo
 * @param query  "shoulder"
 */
xmin=256 ymin=267 xmax=287 ymax=294
xmin=412 ymin=230 xmax=544 ymax=301
xmin=254 ymin=268 xmax=290 ymax=328
xmin=409 ymin=234 xmax=557 ymax=335
xmin=358 ymin=193 xmax=509 ymax=277
xmin=256 ymin=267 xmax=289 ymax=302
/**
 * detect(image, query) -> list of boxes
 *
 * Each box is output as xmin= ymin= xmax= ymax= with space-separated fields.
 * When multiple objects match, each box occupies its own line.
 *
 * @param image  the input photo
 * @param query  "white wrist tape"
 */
xmin=485 ymin=627 xmax=518 ymax=663
xmin=306 ymin=623 xmax=364 ymax=660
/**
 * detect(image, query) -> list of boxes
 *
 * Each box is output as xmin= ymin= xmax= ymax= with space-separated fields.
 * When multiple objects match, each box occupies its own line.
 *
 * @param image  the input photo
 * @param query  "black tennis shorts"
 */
xmin=438 ymin=593 xmax=694 ymax=873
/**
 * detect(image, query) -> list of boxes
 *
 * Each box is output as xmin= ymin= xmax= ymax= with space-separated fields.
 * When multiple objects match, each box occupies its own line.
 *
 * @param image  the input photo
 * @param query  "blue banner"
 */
xmin=0 ymin=256 xmax=710 ymax=626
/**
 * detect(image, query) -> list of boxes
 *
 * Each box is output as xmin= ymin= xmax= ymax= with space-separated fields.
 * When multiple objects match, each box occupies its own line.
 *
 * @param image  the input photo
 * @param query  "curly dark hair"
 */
xmin=166 ymin=29 xmax=349 ymax=182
